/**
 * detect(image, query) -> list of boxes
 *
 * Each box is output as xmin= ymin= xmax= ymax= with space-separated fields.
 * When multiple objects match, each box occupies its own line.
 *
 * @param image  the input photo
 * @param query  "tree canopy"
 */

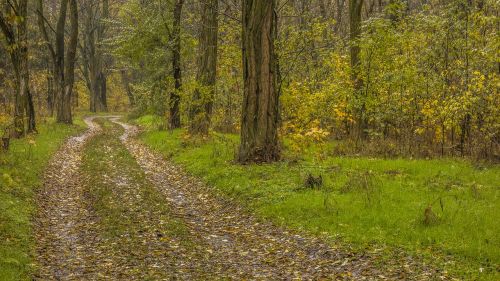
xmin=0 ymin=0 xmax=498 ymax=161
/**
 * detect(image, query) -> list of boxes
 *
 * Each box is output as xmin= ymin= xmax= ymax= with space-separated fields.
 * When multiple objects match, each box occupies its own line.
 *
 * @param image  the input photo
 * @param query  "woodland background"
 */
xmin=0 ymin=0 xmax=498 ymax=160
xmin=0 ymin=0 xmax=499 ymax=280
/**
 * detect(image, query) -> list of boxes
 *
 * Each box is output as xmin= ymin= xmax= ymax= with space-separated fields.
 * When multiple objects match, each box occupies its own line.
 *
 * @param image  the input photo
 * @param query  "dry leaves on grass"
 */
xmin=33 ymin=116 xmax=454 ymax=280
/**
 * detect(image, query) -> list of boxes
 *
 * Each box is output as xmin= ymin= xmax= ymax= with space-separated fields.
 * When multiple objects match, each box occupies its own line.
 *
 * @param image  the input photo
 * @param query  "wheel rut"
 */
xmin=33 ymin=116 xmax=449 ymax=280
xmin=34 ymin=116 xmax=103 ymax=280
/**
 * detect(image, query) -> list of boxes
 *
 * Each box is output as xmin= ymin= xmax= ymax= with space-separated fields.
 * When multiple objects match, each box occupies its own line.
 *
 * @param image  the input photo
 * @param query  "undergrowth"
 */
xmin=0 ymin=118 xmax=83 ymax=280
xmin=136 ymin=115 xmax=499 ymax=280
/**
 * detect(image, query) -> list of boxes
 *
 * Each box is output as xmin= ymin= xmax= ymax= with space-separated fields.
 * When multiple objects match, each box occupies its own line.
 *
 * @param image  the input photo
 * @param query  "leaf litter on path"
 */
xmin=110 ymin=117 xmax=452 ymax=281
xmin=33 ymin=116 xmax=453 ymax=280
xmin=34 ymin=116 xmax=103 ymax=280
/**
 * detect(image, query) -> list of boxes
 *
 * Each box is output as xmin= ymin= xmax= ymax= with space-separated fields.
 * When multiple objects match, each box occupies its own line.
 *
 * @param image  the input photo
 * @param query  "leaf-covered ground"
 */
xmin=0 ymin=120 xmax=83 ymax=280
xmin=34 ymin=117 xmax=103 ymax=279
xmin=135 ymin=116 xmax=499 ymax=280
xmin=34 ymin=116 xmax=453 ymax=280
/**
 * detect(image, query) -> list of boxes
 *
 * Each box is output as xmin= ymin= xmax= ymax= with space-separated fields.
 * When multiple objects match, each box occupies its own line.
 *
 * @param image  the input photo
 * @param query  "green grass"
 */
xmin=80 ymin=119 xmax=204 ymax=279
xmin=81 ymin=119 xmax=190 ymax=241
xmin=137 ymin=115 xmax=499 ymax=280
xmin=133 ymin=114 xmax=166 ymax=130
xmin=0 ymin=118 xmax=83 ymax=280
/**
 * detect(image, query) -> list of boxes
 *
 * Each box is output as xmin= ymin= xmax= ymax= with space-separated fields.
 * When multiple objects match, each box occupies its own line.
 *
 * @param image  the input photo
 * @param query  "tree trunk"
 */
xmin=13 ymin=55 xmax=26 ymax=137
xmin=47 ymin=64 xmax=55 ymax=116
xmin=335 ymin=0 xmax=346 ymax=34
xmin=37 ymin=0 xmax=56 ymax=117
xmin=37 ymin=0 xmax=76 ymax=123
xmin=190 ymin=0 xmax=218 ymax=135
xmin=26 ymin=86 xmax=36 ymax=132
xmin=57 ymin=0 xmax=78 ymax=123
xmin=349 ymin=0 xmax=366 ymax=140
xmin=99 ymin=73 xmax=107 ymax=110
xmin=85 ymin=0 xmax=97 ymax=112
xmin=18 ymin=0 xmax=35 ymax=134
xmin=120 ymin=69 xmax=135 ymax=106
xmin=238 ymin=0 xmax=280 ymax=163
xmin=0 ymin=0 xmax=36 ymax=137
xmin=319 ymin=0 xmax=328 ymax=19
xmin=53 ymin=0 xmax=69 ymax=123
xmin=84 ymin=0 xmax=108 ymax=112
xmin=169 ymin=0 xmax=184 ymax=129
xmin=97 ymin=0 xmax=109 ymax=112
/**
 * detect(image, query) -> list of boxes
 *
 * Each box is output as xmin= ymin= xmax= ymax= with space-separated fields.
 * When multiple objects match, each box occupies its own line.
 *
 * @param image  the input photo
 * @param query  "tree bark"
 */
xmin=120 ymin=69 xmax=135 ymax=106
xmin=0 ymin=0 xmax=36 ymax=137
xmin=190 ymin=0 xmax=218 ymax=135
xmin=84 ymin=0 xmax=108 ymax=112
xmin=38 ymin=0 xmax=77 ymax=123
xmin=98 ymin=72 xmax=107 ymax=110
xmin=46 ymin=63 xmax=55 ymax=116
xmin=97 ymin=0 xmax=109 ymax=112
xmin=37 ymin=0 xmax=56 ymax=117
xmin=238 ymin=0 xmax=280 ymax=163
xmin=53 ymin=0 xmax=68 ymax=123
xmin=18 ymin=0 xmax=35 ymax=133
xmin=335 ymin=0 xmax=346 ymax=34
xmin=169 ymin=0 xmax=184 ymax=129
xmin=57 ymin=0 xmax=78 ymax=124
xmin=349 ymin=0 xmax=366 ymax=140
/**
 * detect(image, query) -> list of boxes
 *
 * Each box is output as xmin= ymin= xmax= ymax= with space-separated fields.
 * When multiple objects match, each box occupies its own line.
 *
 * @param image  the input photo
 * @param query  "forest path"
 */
xmin=34 ymin=116 xmax=105 ymax=279
xmin=34 ymin=116 xmax=443 ymax=280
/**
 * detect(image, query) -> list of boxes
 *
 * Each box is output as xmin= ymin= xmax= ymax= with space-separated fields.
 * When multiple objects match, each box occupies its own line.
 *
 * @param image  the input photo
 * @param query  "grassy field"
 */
xmin=0 ymin=118 xmax=83 ymax=280
xmin=135 ymin=115 xmax=499 ymax=280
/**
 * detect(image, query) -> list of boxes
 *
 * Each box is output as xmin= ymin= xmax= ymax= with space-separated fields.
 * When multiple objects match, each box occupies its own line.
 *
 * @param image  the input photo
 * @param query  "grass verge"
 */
xmin=136 ymin=115 xmax=499 ymax=280
xmin=0 ymin=118 xmax=83 ymax=280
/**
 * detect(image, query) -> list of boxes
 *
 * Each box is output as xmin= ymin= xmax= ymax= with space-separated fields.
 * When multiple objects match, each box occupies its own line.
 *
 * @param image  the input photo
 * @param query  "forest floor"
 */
xmin=0 ymin=118 xmax=84 ymax=280
xmin=135 ymin=115 xmax=499 ymax=281
xmin=32 ymin=116 xmax=452 ymax=280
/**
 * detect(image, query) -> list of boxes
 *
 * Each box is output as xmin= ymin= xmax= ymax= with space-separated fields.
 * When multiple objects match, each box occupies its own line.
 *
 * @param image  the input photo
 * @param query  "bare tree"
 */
xmin=37 ymin=0 xmax=79 ymax=124
xmin=80 ymin=0 xmax=109 ymax=112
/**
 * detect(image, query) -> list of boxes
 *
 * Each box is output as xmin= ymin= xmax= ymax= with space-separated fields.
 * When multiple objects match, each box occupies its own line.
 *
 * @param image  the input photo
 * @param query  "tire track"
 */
xmin=34 ymin=117 xmax=103 ymax=280
xmin=111 ymin=117 xmax=446 ymax=280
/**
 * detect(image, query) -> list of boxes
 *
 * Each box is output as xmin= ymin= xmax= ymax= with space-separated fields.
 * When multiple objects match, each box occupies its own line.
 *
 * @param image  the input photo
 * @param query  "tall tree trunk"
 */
xmin=46 ymin=63 xmax=55 ymax=116
xmin=190 ymin=0 xmax=218 ymax=135
xmin=98 ymin=72 xmax=107 ymax=110
xmin=97 ymin=0 xmax=109 ymax=112
xmin=0 ymin=0 xmax=36 ymax=137
xmin=18 ymin=0 xmax=35 ymax=133
xmin=85 ymin=0 xmax=97 ymax=112
xmin=37 ymin=0 xmax=56 ymax=116
xmin=53 ymin=0 xmax=69 ymax=123
xmin=335 ymin=0 xmax=346 ymax=34
xmin=26 ymin=86 xmax=36 ymax=132
xmin=120 ymin=69 xmax=135 ymax=106
xmin=37 ymin=0 xmax=75 ymax=123
xmin=13 ymin=53 xmax=26 ymax=137
xmin=349 ymin=0 xmax=366 ymax=140
xmin=319 ymin=0 xmax=328 ymax=19
xmin=57 ymin=0 xmax=78 ymax=124
xmin=84 ymin=0 xmax=108 ymax=112
xmin=169 ymin=0 xmax=184 ymax=129
xmin=238 ymin=0 xmax=280 ymax=163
